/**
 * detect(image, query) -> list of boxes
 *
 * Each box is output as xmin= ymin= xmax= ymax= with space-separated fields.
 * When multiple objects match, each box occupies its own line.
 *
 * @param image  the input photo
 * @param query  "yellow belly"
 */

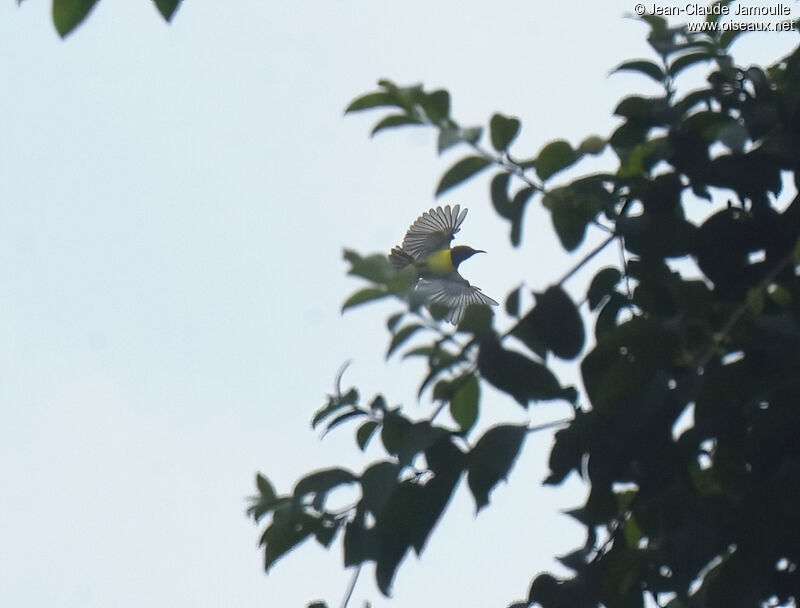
xmin=422 ymin=249 xmax=455 ymax=275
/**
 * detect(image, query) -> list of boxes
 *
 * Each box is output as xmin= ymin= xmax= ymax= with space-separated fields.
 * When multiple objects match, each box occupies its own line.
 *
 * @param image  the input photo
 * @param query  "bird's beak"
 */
xmin=475 ymin=249 xmax=486 ymax=254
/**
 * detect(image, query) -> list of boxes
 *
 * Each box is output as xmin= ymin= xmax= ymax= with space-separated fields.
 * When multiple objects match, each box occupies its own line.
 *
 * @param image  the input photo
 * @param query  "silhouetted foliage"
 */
xmin=251 ymin=7 xmax=800 ymax=608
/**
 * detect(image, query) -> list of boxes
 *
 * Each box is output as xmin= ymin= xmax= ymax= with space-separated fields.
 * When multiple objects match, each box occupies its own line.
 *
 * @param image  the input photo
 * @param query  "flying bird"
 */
xmin=389 ymin=204 xmax=498 ymax=324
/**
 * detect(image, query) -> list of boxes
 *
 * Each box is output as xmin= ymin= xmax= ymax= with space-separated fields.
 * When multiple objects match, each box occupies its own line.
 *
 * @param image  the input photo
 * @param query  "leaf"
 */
xmin=668 ymin=51 xmax=713 ymax=77
xmin=420 ymin=89 xmax=450 ymax=123
xmin=311 ymin=386 xmax=359 ymax=429
xmin=467 ymin=424 xmax=527 ymax=511
xmin=612 ymin=59 xmax=666 ymax=84
xmin=52 ymin=0 xmax=99 ymax=37
xmin=341 ymin=287 xmax=389 ymax=312
xmin=371 ymin=114 xmax=423 ymax=136
xmin=152 ymin=0 xmax=182 ymax=21
xmin=261 ymin=512 xmax=319 ymax=572
xmin=359 ymin=460 xmax=401 ymax=517
xmin=248 ymin=473 xmax=280 ymax=521
xmin=320 ymin=408 xmax=366 ymax=437
xmin=587 ymin=267 xmax=622 ymax=310
xmin=387 ymin=324 xmax=424 ymax=358
xmin=529 ymin=285 xmax=585 ymax=360
xmin=345 ymin=91 xmax=401 ymax=114
xmin=294 ymin=467 xmax=358 ymax=500
xmin=542 ymin=179 xmax=612 ymax=251
xmin=578 ymin=135 xmax=607 ymax=156
xmin=356 ymin=420 xmax=380 ymax=451
xmin=490 ymin=172 xmax=513 ymax=219
xmin=343 ymin=249 xmax=394 ymax=283
xmin=489 ymin=113 xmax=521 ymax=151
xmin=533 ymin=140 xmax=579 ymax=181
xmin=257 ymin=473 xmax=277 ymax=503
xmin=505 ymin=287 xmax=521 ymax=317
xmin=380 ymin=410 xmax=412 ymax=458
xmin=510 ymin=186 xmax=535 ymax=247
xmin=412 ymin=438 xmax=464 ymax=554
xmin=435 ymin=156 xmax=492 ymax=197
xmin=450 ymin=374 xmax=479 ymax=433
xmin=387 ymin=312 xmax=405 ymax=332
xmin=477 ymin=334 xmax=569 ymax=406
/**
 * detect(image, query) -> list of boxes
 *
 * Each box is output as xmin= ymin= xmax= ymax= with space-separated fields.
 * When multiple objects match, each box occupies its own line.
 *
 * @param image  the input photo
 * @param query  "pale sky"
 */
xmin=1 ymin=2 xmax=797 ymax=607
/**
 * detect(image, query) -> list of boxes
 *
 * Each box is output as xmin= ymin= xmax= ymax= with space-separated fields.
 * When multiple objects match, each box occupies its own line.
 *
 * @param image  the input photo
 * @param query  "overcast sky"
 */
xmin=1 ymin=2 xmax=797 ymax=607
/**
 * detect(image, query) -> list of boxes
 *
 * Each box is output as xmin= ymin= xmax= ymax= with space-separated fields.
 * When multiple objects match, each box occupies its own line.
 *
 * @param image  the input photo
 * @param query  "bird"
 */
xmin=389 ymin=204 xmax=498 ymax=324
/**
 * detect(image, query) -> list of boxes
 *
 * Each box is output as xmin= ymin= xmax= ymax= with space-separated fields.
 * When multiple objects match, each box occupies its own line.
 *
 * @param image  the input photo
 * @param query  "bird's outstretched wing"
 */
xmin=416 ymin=276 xmax=498 ymax=324
xmin=401 ymin=204 xmax=468 ymax=260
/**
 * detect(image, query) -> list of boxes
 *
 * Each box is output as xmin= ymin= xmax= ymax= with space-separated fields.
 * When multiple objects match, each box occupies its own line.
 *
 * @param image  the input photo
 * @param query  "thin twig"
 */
xmin=340 ymin=566 xmax=361 ymax=608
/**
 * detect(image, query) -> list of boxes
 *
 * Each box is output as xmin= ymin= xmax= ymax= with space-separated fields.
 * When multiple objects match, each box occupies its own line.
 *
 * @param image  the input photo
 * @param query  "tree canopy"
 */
xmin=250 ymin=8 xmax=800 ymax=608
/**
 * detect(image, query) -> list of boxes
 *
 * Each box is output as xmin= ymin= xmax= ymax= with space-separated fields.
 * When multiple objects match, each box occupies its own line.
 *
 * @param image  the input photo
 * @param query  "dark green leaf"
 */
xmin=491 ymin=172 xmax=514 ymax=219
xmin=456 ymin=303 xmax=494 ymax=336
xmin=153 ymin=0 xmax=181 ymax=21
xmin=613 ymin=95 xmax=668 ymax=125
xmin=505 ymin=286 xmax=521 ymax=317
xmin=321 ymin=409 xmax=367 ymax=437
xmin=248 ymin=473 xmax=280 ymax=521
xmin=261 ymin=508 xmax=316 ymax=571
xmin=412 ymin=438 xmax=464 ymax=554
xmin=311 ymin=387 xmax=359 ymax=429
xmin=467 ymin=424 xmax=527 ymax=511
xmin=345 ymin=91 xmax=400 ymax=114
xmin=294 ymin=467 xmax=358 ymax=499
xmin=581 ymin=316 xmax=679 ymax=411
xmin=510 ymin=185 xmax=535 ymax=247
xmin=533 ymin=140 xmax=579 ymax=181
xmin=341 ymin=287 xmax=389 ymax=312
xmin=373 ymin=480 xmax=417 ymax=595
xmin=525 ymin=286 xmax=585 ymax=360
xmin=380 ymin=411 xmax=413 ymax=458
xmin=420 ymin=89 xmax=450 ymax=123
xmin=587 ymin=267 xmax=622 ymax=310
xmin=359 ymin=460 xmax=401 ymax=517
xmin=668 ymin=51 xmax=713 ymax=76
xmin=257 ymin=473 xmax=277 ymax=503
xmin=343 ymin=249 xmax=394 ymax=283
xmin=387 ymin=312 xmax=404 ymax=332
xmin=52 ymin=0 xmax=99 ymax=37
xmin=489 ymin=113 xmax=521 ymax=152
xmin=542 ymin=180 xmax=611 ymax=251
xmin=356 ymin=420 xmax=380 ymax=451
xmin=387 ymin=324 xmax=424 ymax=358
xmin=612 ymin=59 xmax=666 ymax=84
xmin=478 ymin=334 xmax=569 ymax=406
xmin=450 ymin=374 xmax=479 ymax=433
xmin=578 ymin=135 xmax=607 ymax=156
xmin=435 ymin=156 xmax=492 ymax=197
xmin=371 ymin=114 xmax=423 ymax=136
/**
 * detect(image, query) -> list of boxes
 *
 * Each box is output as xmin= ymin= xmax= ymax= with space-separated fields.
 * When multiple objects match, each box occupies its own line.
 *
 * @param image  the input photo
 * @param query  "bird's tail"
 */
xmin=389 ymin=247 xmax=415 ymax=269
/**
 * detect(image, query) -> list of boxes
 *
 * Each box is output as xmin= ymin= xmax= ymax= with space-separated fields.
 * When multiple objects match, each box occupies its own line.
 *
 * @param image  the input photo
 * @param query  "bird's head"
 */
xmin=450 ymin=245 xmax=486 ymax=269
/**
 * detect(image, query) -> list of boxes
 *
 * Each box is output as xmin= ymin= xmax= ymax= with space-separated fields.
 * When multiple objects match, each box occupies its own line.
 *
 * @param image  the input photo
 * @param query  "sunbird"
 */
xmin=389 ymin=204 xmax=498 ymax=324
